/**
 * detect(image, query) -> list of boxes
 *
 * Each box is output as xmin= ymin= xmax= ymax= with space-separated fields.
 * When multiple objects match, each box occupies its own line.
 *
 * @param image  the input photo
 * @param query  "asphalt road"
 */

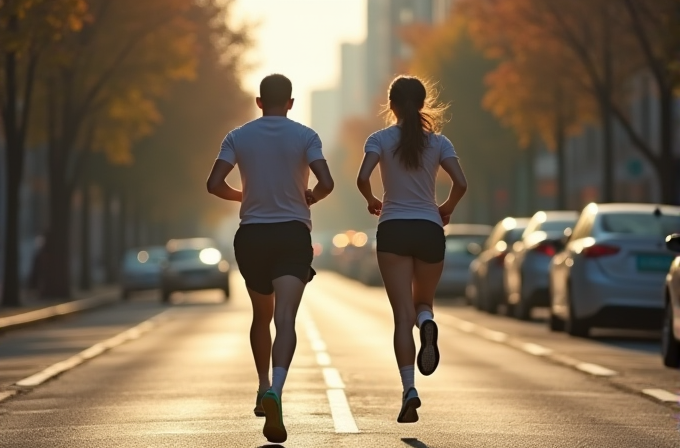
xmin=0 ymin=271 xmax=679 ymax=447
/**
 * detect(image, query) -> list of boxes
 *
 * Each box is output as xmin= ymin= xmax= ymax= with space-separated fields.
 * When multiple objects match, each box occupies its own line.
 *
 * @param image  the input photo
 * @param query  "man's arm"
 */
xmin=307 ymin=159 xmax=334 ymax=204
xmin=206 ymin=159 xmax=243 ymax=202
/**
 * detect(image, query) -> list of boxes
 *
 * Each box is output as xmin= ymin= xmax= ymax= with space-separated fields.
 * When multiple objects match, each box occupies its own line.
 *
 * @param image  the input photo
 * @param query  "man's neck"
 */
xmin=262 ymin=108 xmax=288 ymax=117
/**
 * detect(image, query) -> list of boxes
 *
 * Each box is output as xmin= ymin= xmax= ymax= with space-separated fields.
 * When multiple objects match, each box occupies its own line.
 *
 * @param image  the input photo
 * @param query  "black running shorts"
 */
xmin=376 ymin=219 xmax=445 ymax=263
xmin=234 ymin=220 xmax=316 ymax=295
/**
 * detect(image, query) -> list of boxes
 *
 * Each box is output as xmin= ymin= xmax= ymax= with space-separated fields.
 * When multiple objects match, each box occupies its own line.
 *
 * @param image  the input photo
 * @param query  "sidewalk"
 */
xmin=0 ymin=286 xmax=121 ymax=332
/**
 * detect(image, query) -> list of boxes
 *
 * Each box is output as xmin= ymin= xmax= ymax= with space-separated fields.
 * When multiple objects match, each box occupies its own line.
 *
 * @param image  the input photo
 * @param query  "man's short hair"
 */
xmin=259 ymin=74 xmax=292 ymax=108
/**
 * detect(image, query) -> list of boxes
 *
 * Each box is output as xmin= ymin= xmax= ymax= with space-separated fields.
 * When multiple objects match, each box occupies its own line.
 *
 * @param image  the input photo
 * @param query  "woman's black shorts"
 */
xmin=234 ymin=220 xmax=316 ymax=295
xmin=376 ymin=219 xmax=445 ymax=263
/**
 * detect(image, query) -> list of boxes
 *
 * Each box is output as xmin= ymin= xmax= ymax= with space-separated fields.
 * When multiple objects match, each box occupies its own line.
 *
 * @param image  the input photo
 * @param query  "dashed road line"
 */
xmin=437 ymin=313 xmax=680 ymax=407
xmin=0 ymin=391 xmax=17 ymax=404
xmin=14 ymin=312 xmax=169 ymax=388
xmin=300 ymin=306 xmax=359 ymax=434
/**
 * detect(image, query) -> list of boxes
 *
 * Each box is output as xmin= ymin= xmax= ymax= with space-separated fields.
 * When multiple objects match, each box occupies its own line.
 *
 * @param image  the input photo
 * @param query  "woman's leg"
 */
xmin=412 ymin=258 xmax=444 ymax=376
xmin=377 ymin=252 xmax=416 ymax=367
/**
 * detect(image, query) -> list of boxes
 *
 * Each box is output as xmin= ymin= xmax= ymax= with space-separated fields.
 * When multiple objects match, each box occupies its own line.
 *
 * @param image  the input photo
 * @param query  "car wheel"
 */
xmin=566 ymin=289 xmax=589 ymax=337
xmin=661 ymin=300 xmax=680 ymax=368
xmin=514 ymin=299 xmax=531 ymax=321
xmin=223 ymin=283 xmax=230 ymax=299
xmin=475 ymin=281 xmax=486 ymax=311
xmin=161 ymin=289 xmax=172 ymax=304
xmin=121 ymin=289 xmax=131 ymax=301
xmin=484 ymin=292 xmax=498 ymax=314
xmin=549 ymin=312 xmax=565 ymax=332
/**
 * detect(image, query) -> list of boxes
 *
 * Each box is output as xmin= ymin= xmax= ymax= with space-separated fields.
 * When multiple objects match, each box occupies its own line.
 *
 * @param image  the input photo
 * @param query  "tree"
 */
xmin=0 ymin=0 xmax=87 ymax=307
xmin=40 ymin=0 xmax=199 ymax=298
xmin=463 ymin=0 xmax=680 ymax=204
xmin=407 ymin=16 xmax=523 ymax=223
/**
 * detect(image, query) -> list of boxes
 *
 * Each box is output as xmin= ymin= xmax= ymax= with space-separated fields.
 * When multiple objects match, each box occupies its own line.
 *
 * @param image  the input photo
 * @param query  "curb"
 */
xmin=437 ymin=314 xmax=680 ymax=409
xmin=0 ymin=289 xmax=120 ymax=333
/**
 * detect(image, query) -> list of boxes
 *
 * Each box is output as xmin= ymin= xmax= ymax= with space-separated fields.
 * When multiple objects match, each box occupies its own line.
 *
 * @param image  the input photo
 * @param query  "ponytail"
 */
xmin=383 ymin=76 xmax=448 ymax=170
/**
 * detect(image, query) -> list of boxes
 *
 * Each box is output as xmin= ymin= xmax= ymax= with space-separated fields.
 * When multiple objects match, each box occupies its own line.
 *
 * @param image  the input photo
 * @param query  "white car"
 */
xmin=549 ymin=203 xmax=680 ymax=337
xmin=661 ymin=233 xmax=680 ymax=368
xmin=160 ymin=238 xmax=231 ymax=303
xmin=438 ymin=224 xmax=492 ymax=297
xmin=504 ymin=211 xmax=578 ymax=320
xmin=120 ymin=246 xmax=167 ymax=299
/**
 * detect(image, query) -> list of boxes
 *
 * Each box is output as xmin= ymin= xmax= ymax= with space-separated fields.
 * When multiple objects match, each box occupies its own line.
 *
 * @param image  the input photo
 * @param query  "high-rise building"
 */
xmin=340 ymin=42 xmax=368 ymax=119
xmin=310 ymin=89 xmax=341 ymax=152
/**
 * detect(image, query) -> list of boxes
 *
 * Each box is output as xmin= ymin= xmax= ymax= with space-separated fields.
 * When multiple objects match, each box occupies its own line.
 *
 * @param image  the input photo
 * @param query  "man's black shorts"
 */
xmin=234 ymin=220 xmax=316 ymax=295
xmin=376 ymin=219 xmax=445 ymax=263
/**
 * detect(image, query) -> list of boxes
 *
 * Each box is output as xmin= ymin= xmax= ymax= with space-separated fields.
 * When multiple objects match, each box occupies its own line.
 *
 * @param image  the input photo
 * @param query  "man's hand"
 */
xmin=305 ymin=189 xmax=317 ymax=206
xmin=367 ymin=196 xmax=382 ymax=216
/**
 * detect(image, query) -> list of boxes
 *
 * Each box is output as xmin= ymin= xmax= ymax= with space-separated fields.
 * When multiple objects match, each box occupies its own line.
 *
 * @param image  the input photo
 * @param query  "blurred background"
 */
xmin=1 ymin=0 xmax=679 ymax=308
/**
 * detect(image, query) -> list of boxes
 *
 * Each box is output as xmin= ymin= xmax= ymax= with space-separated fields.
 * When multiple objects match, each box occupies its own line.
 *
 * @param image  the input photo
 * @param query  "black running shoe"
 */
xmin=253 ymin=390 xmax=266 ymax=417
xmin=397 ymin=387 xmax=421 ymax=423
xmin=417 ymin=319 xmax=440 ymax=376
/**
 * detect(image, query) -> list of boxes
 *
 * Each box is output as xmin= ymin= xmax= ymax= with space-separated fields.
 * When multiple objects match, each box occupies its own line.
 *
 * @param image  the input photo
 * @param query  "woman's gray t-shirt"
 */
xmin=218 ymin=116 xmax=324 ymax=230
xmin=364 ymin=126 xmax=458 ymax=226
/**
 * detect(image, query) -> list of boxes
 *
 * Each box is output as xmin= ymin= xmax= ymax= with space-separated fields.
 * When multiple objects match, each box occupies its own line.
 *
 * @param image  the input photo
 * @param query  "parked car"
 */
xmin=335 ymin=230 xmax=372 ymax=280
xmin=120 ymin=246 xmax=167 ymax=299
xmin=357 ymin=235 xmax=383 ymax=286
xmin=662 ymin=233 xmax=680 ymax=368
xmin=549 ymin=203 xmax=680 ymax=337
xmin=467 ymin=217 xmax=530 ymax=313
xmin=160 ymin=238 xmax=231 ymax=303
xmin=504 ymin=211 xmax=578 ymax=320
xmin=311 ymin=230 xmax=337 ymax=271
xmin=437 ymin=224 xmax=493 ymax=297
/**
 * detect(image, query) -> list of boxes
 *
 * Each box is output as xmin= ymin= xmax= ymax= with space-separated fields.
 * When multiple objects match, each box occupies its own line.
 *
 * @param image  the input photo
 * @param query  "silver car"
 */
xmin=438 ymin=224 xmax=493 ymax=297
xmin=120 ymin=246 xmax=167 ymax=299
xmin=549 ymin=203 xmax=680 ymax=337
xmin=504 ymin=211 xmax=578 ymax=320
xmin=160 ymin=238 xmax=231 ymax=303
xmin=661 ymin=233 xmax=680 ymax=368
xmin=467 ymin=217 xmax=530 ymax=313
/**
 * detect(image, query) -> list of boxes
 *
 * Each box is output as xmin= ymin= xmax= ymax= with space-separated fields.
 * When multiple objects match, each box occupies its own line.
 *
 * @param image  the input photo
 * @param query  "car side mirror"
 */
xmin=666 ymin=234 xmax=680 ymax=252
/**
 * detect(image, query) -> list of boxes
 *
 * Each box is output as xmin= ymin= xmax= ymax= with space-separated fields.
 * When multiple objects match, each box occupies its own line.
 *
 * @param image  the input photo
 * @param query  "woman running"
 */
xmin=356 ymin=75 xmax=468 ymax=423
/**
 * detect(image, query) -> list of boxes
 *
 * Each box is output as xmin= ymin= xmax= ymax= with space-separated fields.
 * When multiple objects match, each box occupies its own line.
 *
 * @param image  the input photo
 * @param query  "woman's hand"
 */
xmin=367 ymin=196 xmax=383 ymax=216
xmin=439 ymin=203 xmax=453 ymax=226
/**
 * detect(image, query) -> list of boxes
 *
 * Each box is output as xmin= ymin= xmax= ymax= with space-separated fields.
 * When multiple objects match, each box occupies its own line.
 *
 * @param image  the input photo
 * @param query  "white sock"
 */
xmin=416 ymin=311 xmax=434 ymax=329
xmin=399 ymin=365 xmax=415 ymax=392
xmin=271 ymin=367 xmax=288 ymax=397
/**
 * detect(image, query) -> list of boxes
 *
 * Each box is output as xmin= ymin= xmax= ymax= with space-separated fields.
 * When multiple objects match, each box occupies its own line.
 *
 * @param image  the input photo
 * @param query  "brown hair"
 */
xmin=383 ymin=76 xmax=448 ymax=170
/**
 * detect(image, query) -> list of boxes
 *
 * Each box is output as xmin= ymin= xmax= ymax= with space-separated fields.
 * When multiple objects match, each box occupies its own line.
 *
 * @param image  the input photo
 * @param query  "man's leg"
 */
xmin=246 ymin=288 xmax=275 ymax=393
xmin=270 ymin=275 xmax=306 ymax=397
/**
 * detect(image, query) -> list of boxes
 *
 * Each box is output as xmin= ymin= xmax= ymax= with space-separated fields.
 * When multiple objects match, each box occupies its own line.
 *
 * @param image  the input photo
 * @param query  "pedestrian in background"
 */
xmin=356 ymin=75 xmax=468 ymax=423
xmin=207 ymin=74 xmax=334 ymax=443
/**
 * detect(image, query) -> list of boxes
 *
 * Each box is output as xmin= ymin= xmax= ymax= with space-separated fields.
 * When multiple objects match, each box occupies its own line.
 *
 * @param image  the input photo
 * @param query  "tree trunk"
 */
xmin=1 ymin=169 xmax=22 ymax=307
xmin=599 ymin=94 xmax=615 ymax=203
xmin=659 ymin=89 xmax=678 ymax=205
xmin=41 ymin=187 xmax=72 ymax=299
xmin=102 ymin=186 xmax=114 ymax=283
xmin=555 ymin=123 xmax=567 ymax=210
xmin=79 ymin=181 xmax=91 ymax=291
xmin=117 ymin=191 xmax=128 ymax=278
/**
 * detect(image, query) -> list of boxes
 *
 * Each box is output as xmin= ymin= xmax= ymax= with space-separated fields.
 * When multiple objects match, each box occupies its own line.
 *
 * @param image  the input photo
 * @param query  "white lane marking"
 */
xmin=520 ymin=342 xmax=553 ymax=357
xmin=0 ymin=391 xmax=17 ymax=403
xmin=457 ymin=321 xmax=476 ymax=333
xmin=322 ymin=367 xmax=346 ymax=389
xmin=479 ymin=328 xmax=509 ymax=343
xmin=575 ymin=363 xmax=618 ymax=377
xmin=642 ymin=389 xmax=680 ymax=403
xmin=16 ymin=314 xmax=167 ymax=388
xmin=300 ymin=305 xmax=359 ymax=434
xmin=316 ymin=352 xmax=332 ymax=366
xmin=327 ymin=389 xmax=360 ymax=433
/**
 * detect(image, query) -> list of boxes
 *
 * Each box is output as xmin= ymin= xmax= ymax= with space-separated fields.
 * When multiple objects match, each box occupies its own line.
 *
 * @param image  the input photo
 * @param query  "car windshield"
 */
xmin=538 ymin=220 xmax=576 ymax=233
xmin=168 ymin=249 xmax=202 ymax=262
xmin=601 ymin=212 xmax=680 ymax=237
xmin=504 ymin=228 xmax=526 ymax=245
xmin=446 ymin=235 xmax=488 ymax=254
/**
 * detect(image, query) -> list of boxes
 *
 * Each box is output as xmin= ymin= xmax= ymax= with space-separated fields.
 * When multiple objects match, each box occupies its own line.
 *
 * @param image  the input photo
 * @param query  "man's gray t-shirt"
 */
xmin=365 ymin=125 xmax=458 ymax=226
xmin=218 ymin=116 xmax=324 ymax=229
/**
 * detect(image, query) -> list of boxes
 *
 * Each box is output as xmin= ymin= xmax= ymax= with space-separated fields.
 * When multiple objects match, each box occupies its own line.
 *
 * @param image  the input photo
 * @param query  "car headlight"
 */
xmin=199 ymin=248 xmax=222 ymax=265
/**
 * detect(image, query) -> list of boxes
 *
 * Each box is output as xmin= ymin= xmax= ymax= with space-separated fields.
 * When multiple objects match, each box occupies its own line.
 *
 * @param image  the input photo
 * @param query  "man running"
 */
xmin=207 ymin=74 xmax=334 ymax=444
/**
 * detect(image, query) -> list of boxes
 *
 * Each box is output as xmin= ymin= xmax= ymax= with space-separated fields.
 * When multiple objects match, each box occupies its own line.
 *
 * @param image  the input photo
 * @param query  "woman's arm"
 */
xmin=356 ymin=152 xmax=382 ymax=216
xmin=206 ymin=159 xmax=243 ymax=202
xmin=439 ymin=157 xmax=468 ymax=224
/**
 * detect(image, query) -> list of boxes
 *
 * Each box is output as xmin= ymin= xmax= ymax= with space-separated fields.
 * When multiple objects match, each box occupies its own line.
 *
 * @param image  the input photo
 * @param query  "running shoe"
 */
xmin=262 ymin=389 xmax=287 ymax=443
xmin=397 ymin=387 xmax=421 ymax=423
xmin=254 ymin=390 xmax=266 ymax=417
xmin=417 ymin=319 xmax=440 ymax=376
